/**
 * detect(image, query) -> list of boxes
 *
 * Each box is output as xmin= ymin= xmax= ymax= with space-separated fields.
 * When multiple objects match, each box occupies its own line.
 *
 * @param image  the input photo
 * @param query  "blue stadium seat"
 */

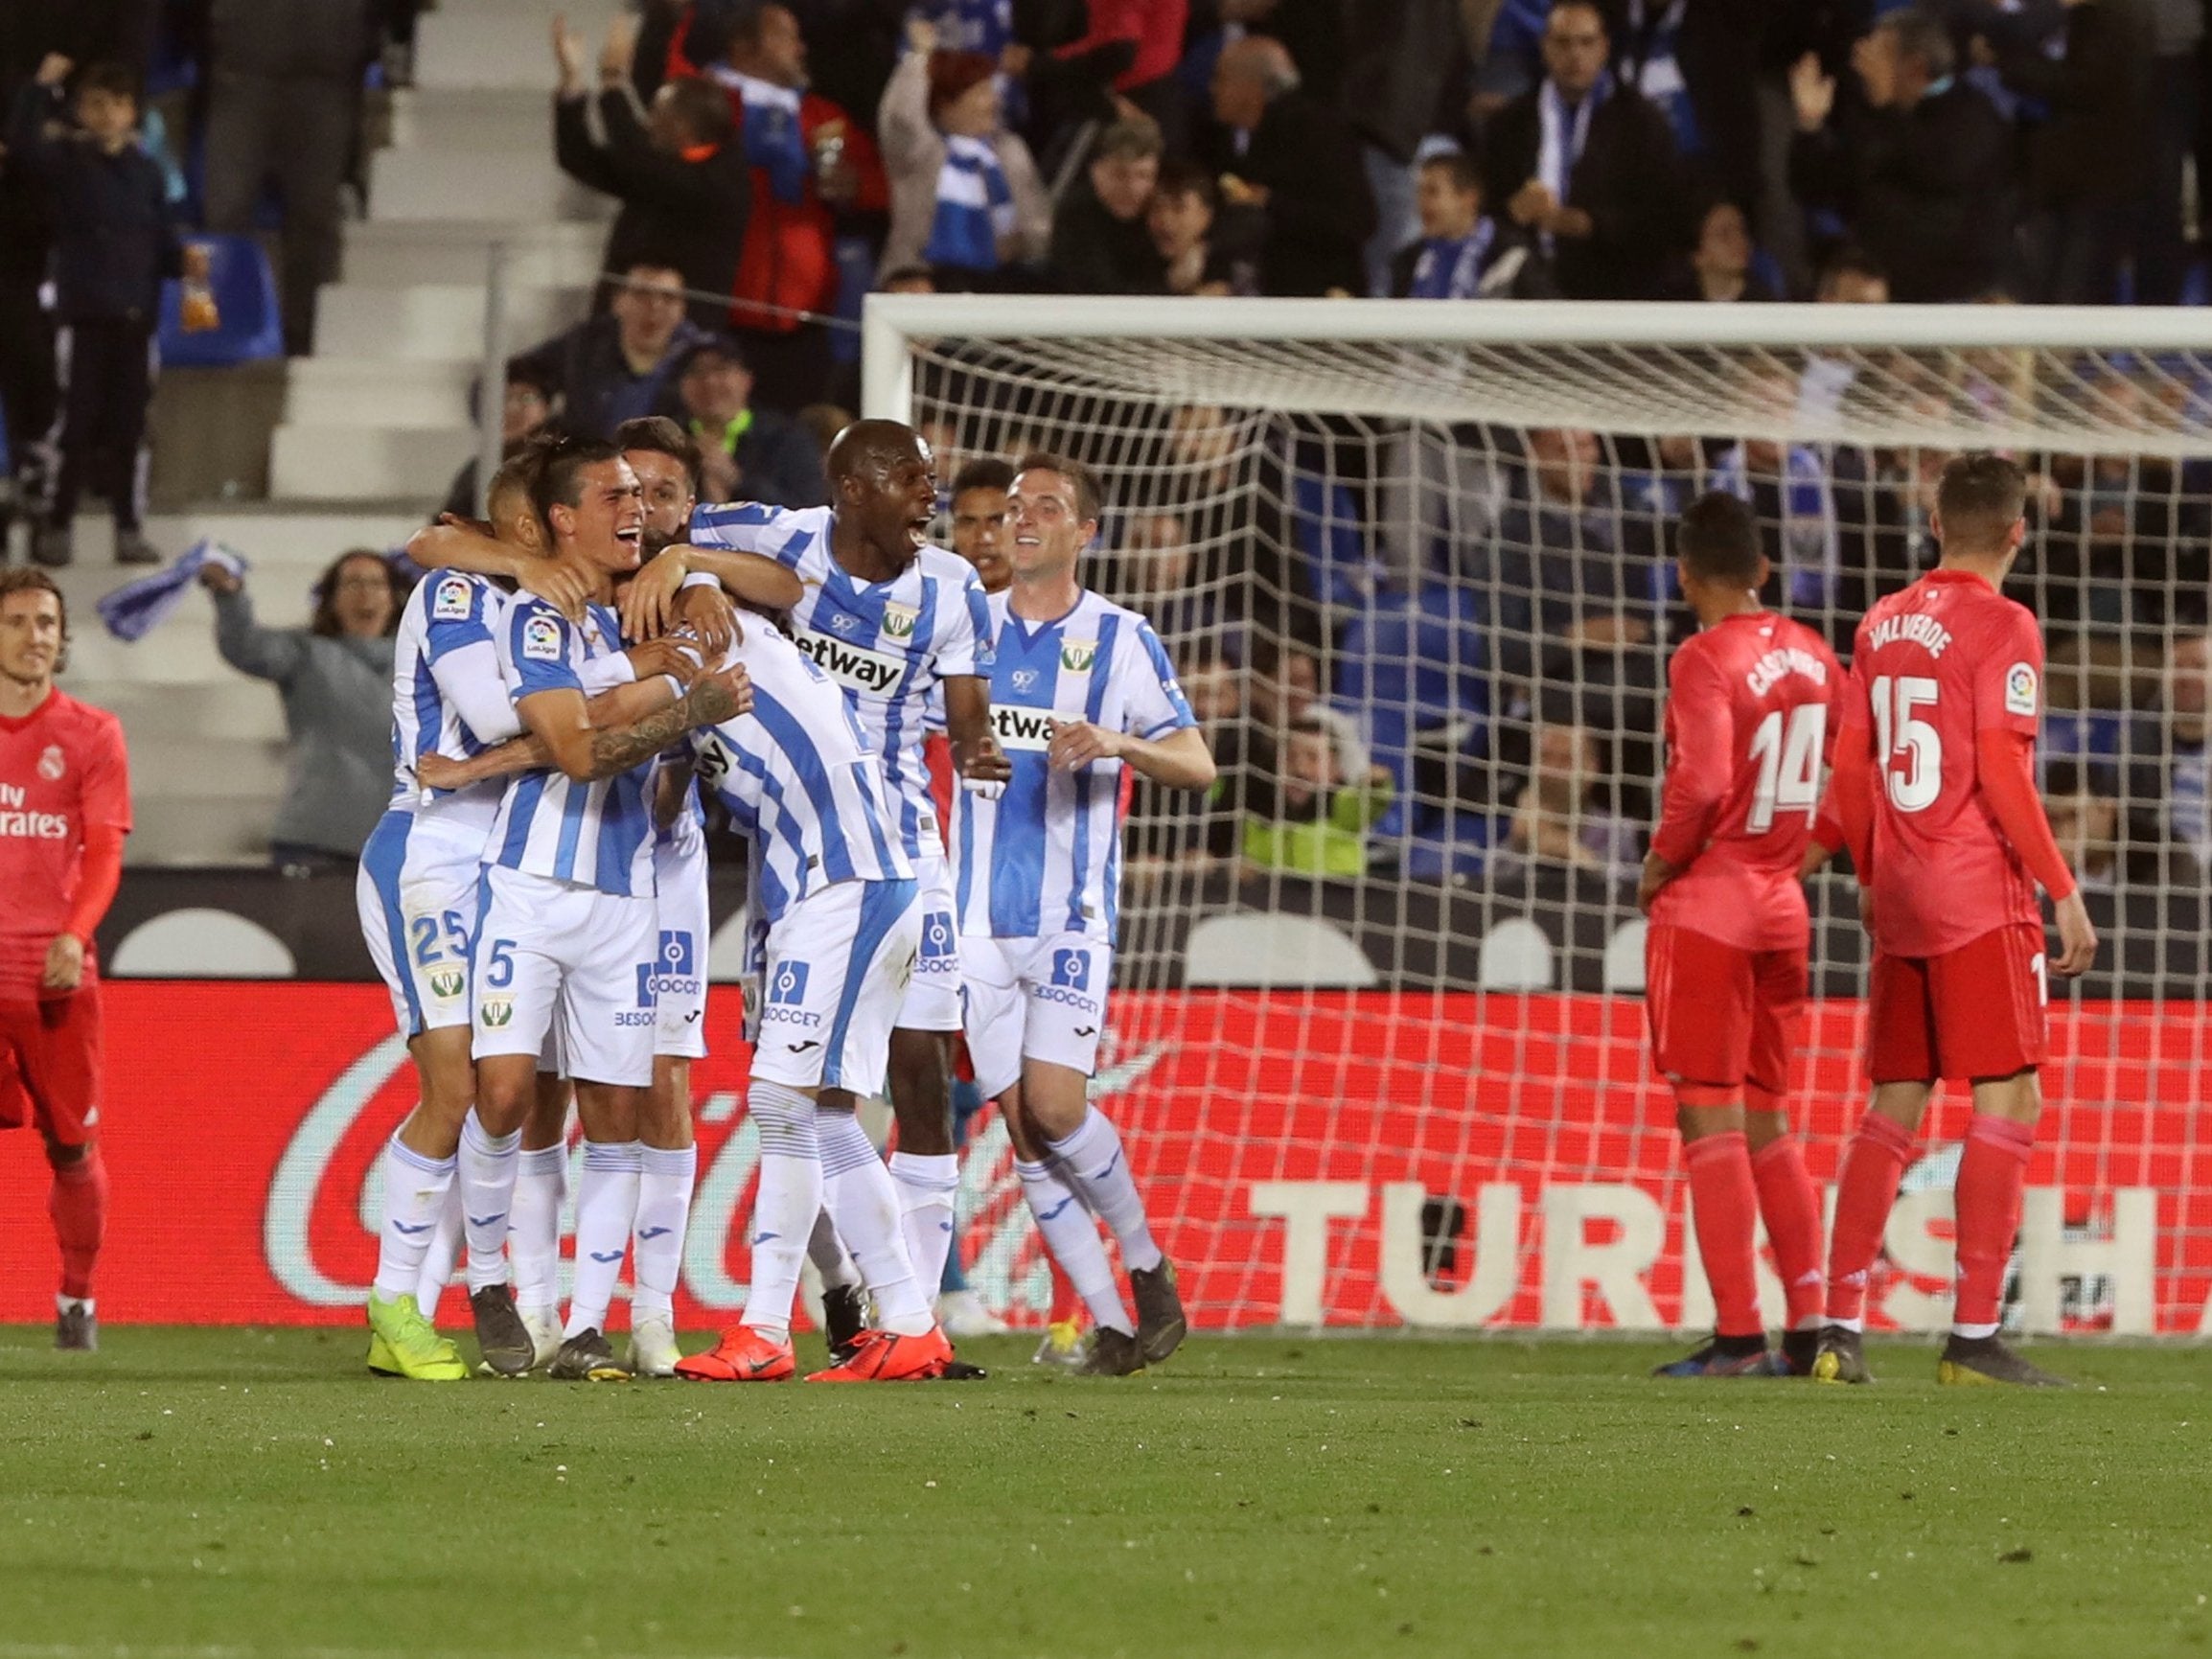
xmin=1292 ymin=472 xmax=1380 ymax=606
xmin=1340 ymin=585 xmax=1491 ymax=840
xmin=159 ymin=236 xmax=284 ymax=368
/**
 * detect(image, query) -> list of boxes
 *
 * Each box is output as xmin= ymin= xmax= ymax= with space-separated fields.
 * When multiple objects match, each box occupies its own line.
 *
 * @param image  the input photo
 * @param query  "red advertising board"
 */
xmin=0 ymin=984 xmax=2201 ymax=1334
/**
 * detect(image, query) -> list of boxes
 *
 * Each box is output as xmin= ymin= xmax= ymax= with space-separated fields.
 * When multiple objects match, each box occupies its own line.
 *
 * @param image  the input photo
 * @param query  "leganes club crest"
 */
xmin=1059 ymin=638 xmax=1097 ymax=674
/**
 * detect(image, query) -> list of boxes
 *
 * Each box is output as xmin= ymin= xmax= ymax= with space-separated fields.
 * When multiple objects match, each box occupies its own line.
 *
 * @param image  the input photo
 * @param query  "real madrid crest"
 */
xmin=37 ymin=745 xmax=65 ymax=782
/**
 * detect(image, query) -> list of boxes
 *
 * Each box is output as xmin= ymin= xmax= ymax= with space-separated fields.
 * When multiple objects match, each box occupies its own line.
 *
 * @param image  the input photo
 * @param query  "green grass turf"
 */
xmin=0 ymin=1329 xmax=2205 ymax=1659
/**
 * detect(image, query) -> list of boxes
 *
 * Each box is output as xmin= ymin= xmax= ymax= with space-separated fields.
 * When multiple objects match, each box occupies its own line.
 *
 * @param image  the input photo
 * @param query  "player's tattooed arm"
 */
xmin=414 ymin=679 xmax=689 ymax=791
xmin=578 ymin=665 xmax=753 ymax=780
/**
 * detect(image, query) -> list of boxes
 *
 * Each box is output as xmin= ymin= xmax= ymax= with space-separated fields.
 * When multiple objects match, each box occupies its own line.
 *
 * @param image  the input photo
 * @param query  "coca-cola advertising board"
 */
xmin=0 ymin=984 xmax=2202 ymax=1334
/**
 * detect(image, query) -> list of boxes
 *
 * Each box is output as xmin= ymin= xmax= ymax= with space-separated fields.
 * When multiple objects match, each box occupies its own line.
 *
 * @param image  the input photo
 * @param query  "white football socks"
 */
xmin=564 ymin=1140 xmax=641 ymax=1339
xmin=632 ymin=1143 xmax=697 ymax=1325
xmin=1046 ymin=1108 xmax=1164 ymax=1274
xmin=1017 ymin=1158 xmax=1133 ymax=1335
xmin=509 ymin=1144 xmax=568 ymax=1323
xmin=889 ymin=1149 xmax=960 ymax=1298
xmin=818 ymin=1106 xmax=933 ymax=1336
xmin=743 ymin=1083 xmax=820 ymax=1342
xmin=373 ymin=1136 xmax=454 ymax=1302
xmin=414 ymin=1176 xmax=463 ymax=1317
xmin=456 ymin=1112 xmax=520 ymax=1292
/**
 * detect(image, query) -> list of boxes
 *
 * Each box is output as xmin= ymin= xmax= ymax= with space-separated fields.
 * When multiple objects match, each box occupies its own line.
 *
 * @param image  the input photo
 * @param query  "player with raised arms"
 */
xmin=680 ymin=419 xmax=1010 ymax=1319
xmin=956 ymin=453 xmax=1215 ymax=1375
xmin=1638 ymin=492 xmax=1839 ymax=1378
xmin=1810 ymin=451 xmax=2096 ymax=1387
xmin=0 ymin=569 xmax=130 ymax=1353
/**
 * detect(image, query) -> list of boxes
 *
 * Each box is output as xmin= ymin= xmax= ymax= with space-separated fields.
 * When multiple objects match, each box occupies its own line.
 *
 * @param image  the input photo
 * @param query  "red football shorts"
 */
xmin=1867 ymin=921 xmax=2047 ymax=1085
xmin=1645 ymin=923 xmax=1806 ymax=1111
xmin=0 ymin=988 xmax=104 ymax=1146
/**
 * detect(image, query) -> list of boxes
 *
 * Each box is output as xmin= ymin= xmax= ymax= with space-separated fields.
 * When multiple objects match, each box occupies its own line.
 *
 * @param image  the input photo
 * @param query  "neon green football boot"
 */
xmin=366 ymin=1289 xmax=467 ymax=1380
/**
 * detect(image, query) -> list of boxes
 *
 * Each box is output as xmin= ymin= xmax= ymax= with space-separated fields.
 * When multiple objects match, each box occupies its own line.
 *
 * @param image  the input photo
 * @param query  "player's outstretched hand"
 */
xmin=1048 ymin=720 xmax=1123 ymax=772
xmin=518 ymin=558 xmax=590 ymax=622
xmin=2052 ymin=889 xmax=2099 ymax=979
xmin=41 ymin=933 xmax=84 ymax=993
xmin=622 ymin=547 xmax=690 ymax=641
xmin=675 ymin=580 xmax=739 ymax=659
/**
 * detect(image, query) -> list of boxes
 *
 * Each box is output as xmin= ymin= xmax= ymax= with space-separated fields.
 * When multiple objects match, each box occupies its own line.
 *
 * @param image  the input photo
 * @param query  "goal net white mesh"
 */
xmin=875 ymin=297 xmax=2212 ymax=1339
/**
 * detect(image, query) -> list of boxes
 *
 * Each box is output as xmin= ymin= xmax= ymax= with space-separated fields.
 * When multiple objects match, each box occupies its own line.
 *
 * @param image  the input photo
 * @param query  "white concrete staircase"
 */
xmin=268 ymin=0 xmax=624 ymax=505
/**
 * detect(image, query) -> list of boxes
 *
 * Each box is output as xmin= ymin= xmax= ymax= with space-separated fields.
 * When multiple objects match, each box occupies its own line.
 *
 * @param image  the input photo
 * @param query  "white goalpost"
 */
xmin=864 ymin=293 xmax=2212 ymax=1339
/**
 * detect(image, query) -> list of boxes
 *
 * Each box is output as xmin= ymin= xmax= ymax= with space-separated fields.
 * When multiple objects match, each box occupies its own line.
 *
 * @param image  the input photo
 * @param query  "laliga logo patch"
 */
xmin=520 ymin=614 xmax=563 ymax=662
xmin=883 ymin=602 xmax=918 ymax=640
xmin=2005 ymin=661 xmax=2039 ymax=718
xmin=432 ymin=577 xmax=473 ymax=622
xmin=479 ymin=996 xmax=515 ymax=1028
xmin=1059 ymin=639 xmax=1097 ymax=674
xmin=769 ymin=961 xmax=811 ymax=1006
xmin=36 ymin=745 xmax=65 ymax=782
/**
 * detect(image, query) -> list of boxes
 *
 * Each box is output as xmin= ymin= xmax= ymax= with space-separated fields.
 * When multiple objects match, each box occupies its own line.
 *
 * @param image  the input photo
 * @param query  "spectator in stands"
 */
xmin=1210 ymin=35 xmax=1376 ymax=296
xmin=1161 ymin=403 xmax=1304 ymax=641
xmin=198 ymin=549 xmax=403 ymax=870
xmin=1389 ymin=149 xmax=1547 ymax=300
xmin=201 ymin=0 xmax=369 ymax=357
xmin=1668 ymin=197 xmax=1774 ymax=302
xmin=1988 ymin=0 xmax=2155 ymax=305
xmin=1337 ymin=0 xmax=1466 ymax=296
xmin=2135 ymin=0 xmax=2201 ymax=305
xmin=510 ymin=263 xmax=705 ymax=441
xmin=2045 ymin=756 xmax=2198 ymax=892
xmin=879 ymin=262 xmax=937 ymax=293
xmin=1786 ymin=10 xmax=2016 ymax=303
xmin=1814 ymin=244 xmax=1889 ymax=305
xmin=10 ymin=55 xmax=206 ymax=570
xmin=2139 ymin=631 xmax=2212 ymax=871
xmin=554 ymin=17 xmax=749 ymax=333
xmin=1039 ymin=0 xmax=1193 ymax=157
xmin=1479 ymin=0 xmax=1688 ymax=301
xmin=1149 ymin=160 xmax=1259 ymax=295
xmin=678 ymin=1 xmax=890 ymax=412
xmin=1706 ymin=361 xmax=1836 ymax=611
xmin=1047 ymin=115 xmax=1165 ymax=293
xmin=875 ymin=23 xmax=1049 ymax=286
xmin=1481 ymin=426 xmax=1640 ymax=680
xmin=666 ymin=334 xmax=826 ymax=507
xmin=1241 ymin=714 xmax=1393 ymax=879
xmin=1488 ymin=719 xmax=1639 ymax=882
xmin=1118 ymin=510 xmax=1223 ymax=640
xmin=437 ymin=359 xmax=560 ymax=523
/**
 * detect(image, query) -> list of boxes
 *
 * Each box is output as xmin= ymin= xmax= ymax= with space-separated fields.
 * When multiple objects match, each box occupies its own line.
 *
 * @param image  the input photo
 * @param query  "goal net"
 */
xmin=864 ymin=295 xmax=2212 ymax=1339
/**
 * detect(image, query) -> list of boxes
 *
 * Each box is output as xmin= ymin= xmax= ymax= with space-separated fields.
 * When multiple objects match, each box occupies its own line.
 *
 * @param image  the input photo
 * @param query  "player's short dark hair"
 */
xmin=76 ymin=61 xmax=138 ymax=104
xmin=657 ymin=74 xmax=733 ymax=145
xmin=0 ymin=567 xmax=69 ymax=671
xmin=528 ymin=433 xmax=627 ymax=526
xmin=951 ymin=456 xmax=1016 ymax=498
xmin=1547 ymin=0 xmax=1607 ymax=32
xmin=2043 ymin=756 xmax=2117 ymax=801
xmin=310 ymin=550 xmax=403 ymax=639
xmin=1935 ymin=451 xmax=2027 ymax=553
xmin=1153 ymin=159 xmax=1219 ymax=213
xmin=1675 ymin=491 xmax=1763 ymax=586
xmin=1418 ymin=150 xmax=1480 ymax=196
xmin=1016 ymin=450 xmax=1102 ymax=523
xmin=615 ymin=415 xmax=704 ymax=498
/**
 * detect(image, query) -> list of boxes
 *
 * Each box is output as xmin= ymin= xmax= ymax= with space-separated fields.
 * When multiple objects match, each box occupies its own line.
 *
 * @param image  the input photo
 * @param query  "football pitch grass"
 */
xmin=0 ymin=1329 xmax=2204 ymax=1659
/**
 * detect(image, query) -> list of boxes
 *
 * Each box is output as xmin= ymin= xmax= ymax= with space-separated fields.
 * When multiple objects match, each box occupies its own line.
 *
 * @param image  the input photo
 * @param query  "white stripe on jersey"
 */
xmin=485 ymin=598 xmax=658 ymax=898
xmin=689 ymin=619 xmax=913 ymax=927
xmin=954 ymin=589 xmax=1194 ymax=945
xmin=387 ymin=571 xmax=518 ymax=842
xmin=689 ymin=501 xmax=995 ymax=862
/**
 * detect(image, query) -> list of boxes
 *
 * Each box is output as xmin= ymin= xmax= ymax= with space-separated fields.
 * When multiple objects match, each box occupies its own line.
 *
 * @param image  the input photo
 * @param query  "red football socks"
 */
xmin=1953 ymin=1115 xmax=2035 ymax=1331
xmin=1752 ymin=1134 xmax=1825 ymax=1328
xmin=1825 ymin=1111 xmax=1916 ymax=1325
xmin=1684 ymin=1130 xmax=1763 ymax=1339
xmin=49 ymin=1146 xmax=108 ymax=1302
xmin=1048 ymin=1253 xmax=1081 ymax=1326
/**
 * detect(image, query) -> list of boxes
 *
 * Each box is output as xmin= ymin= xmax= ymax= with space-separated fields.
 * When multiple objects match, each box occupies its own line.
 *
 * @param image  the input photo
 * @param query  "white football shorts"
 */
xmin=650 ymin=831 xmax=710 ymax=1060
xmin=958 ymin=931 xmax=1111 ymax=1101
xmin=750 ymin=876 xmax=921 ymax=1099
xmin=897 ymin=853 xmax=962 ymax=1033
xmin=357 ymin=808 xmax=484 ymax=1038
xmin=471 ymin=864 xmax=658 ymax=1087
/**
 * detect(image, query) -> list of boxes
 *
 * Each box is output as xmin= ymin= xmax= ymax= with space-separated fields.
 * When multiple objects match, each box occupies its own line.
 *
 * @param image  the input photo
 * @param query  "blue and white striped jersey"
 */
xmin=688 ymin=502 xmax=994 ymax=861
xmin=690 ymin=619 xmax=913 ymax=927
xmin=386 ymin=571 xmax=522 ymax=841
xmin=954 ymin=589 xmax=1195 ymax=944
xmin=485 ymin=597 xmax=657 ymax=898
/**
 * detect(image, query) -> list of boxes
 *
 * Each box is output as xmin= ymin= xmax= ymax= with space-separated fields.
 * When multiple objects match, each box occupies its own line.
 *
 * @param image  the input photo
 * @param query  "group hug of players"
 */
xmin=354 ymin=414 xmax=1211 ymax=1382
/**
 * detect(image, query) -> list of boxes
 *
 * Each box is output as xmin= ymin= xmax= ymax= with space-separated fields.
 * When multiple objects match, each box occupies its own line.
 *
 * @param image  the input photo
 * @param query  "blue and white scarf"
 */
xmin=97 ymin=540 xmax=247 ymax=642
xmin=714 ymin=68 xmax=810 ymax=205
xmin=908 ymin=0 xmax=1012 ymax=57
xmin=1708 ymin=443 xmax=1837 ymax=608
xmin=1535 ymin=69 xmax=1612 ymax=254
xmin=1409 ymin=219 xmax=1498 ymax=299
xmin=1620 ymin=0 xmax=1700 ymax=155
xmin=924 ymin=134 xmax=1014 ymax=271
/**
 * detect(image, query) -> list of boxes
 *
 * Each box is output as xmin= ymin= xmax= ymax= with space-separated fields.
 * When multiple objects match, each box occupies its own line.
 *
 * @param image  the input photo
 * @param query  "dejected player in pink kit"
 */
xmin=1639 ymin=493 xmax=1838 ymax=1378
xmin=0 ymin=569 xmax=131 ymax=1350
xmin=1809 ymin=452 xmax=2097 ymax=1387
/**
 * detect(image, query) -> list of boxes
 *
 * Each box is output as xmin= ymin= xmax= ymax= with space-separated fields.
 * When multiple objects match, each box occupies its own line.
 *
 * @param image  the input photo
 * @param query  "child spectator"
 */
xmin=11 ymin=56 xmax=206 ymax=569
xmin=1242 ymin=715 xmax=1393 ymax=879
xmin=876 ymin=25 xmax=1048 ymax=285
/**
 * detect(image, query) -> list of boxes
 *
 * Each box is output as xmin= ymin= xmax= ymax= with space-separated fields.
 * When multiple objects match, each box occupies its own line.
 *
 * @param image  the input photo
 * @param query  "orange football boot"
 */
xmin=804 ymin=1326 xmax=952 ymax=1382
xmin=673 ymin=1325 xmax=795 ymax=1381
